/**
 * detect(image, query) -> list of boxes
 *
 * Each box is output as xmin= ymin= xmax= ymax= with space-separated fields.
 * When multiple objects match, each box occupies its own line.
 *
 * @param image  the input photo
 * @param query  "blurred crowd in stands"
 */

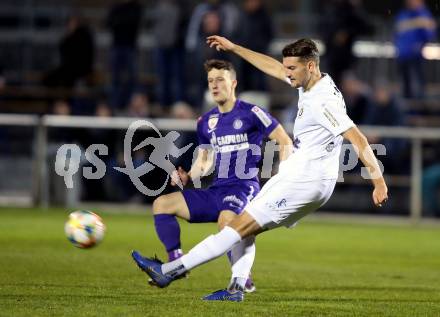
xmin=0 ymin=0 xmax=439 ymax=214
xmin=0 ymin=0 xmax=437 ymax=118
xmin=38 ymin=0 xmax=276 ymax=117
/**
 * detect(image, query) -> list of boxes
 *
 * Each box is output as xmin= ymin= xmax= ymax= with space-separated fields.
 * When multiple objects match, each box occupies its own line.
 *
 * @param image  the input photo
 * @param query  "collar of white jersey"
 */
xmin=299 ymin=73 xmax=332 ymax=95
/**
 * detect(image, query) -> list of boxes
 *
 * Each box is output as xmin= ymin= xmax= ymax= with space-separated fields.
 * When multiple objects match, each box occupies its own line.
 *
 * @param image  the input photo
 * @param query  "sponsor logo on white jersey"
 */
xmin=322 ymin=107 xmax=339 ymax=127
xmin=265 ymin=198 xmax=287 ymax=211
xmin=325 ymin=141 xmax=336 ymax=152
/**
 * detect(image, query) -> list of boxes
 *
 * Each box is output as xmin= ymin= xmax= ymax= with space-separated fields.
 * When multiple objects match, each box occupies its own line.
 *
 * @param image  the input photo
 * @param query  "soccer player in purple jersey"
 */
xmin=143 ymin=59 xmax=292 ymax=293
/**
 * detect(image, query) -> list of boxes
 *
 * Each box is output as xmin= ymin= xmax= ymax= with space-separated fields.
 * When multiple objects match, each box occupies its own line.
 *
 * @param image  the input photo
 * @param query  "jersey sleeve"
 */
xmin=196 ymin=116 xmax=211 ymax=148
xmin=313 ymin=98 xmax=355 ymax=137
xmin=421 ymin=9 xmax=437 ymax=42
xmin=251 ymin=105 xmax=279 ymax=138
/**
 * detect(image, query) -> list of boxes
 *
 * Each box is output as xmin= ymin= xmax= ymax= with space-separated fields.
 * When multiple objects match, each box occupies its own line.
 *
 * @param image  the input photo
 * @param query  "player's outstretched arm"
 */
xmin=207 ymin=35 xmax=286 ymax=82
xmin=268 ymin=124 xmax=293 ymax=161
xmin=343 ymin=126 xmax=389 ymax=207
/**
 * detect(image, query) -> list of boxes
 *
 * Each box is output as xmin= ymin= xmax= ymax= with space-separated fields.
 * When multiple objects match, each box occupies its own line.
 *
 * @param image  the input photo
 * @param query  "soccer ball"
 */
xmin=65 ymin=210 xmax=105 ymax=249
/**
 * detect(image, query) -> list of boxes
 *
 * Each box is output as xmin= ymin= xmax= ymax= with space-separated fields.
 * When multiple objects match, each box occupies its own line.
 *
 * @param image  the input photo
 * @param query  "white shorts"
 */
xmin=245 ymin=172 xmax=336 ymax=230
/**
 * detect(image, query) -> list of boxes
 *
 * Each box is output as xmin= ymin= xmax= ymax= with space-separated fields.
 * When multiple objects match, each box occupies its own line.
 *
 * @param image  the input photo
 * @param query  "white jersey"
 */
xmin=283 ymin=74 xmax=355 ymax=180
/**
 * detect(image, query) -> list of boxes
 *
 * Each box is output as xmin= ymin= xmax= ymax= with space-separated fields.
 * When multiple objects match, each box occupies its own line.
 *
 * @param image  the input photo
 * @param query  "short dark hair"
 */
xmin=282 ymin=39 xmax=320 ymax=64
xmin=204 ymin=59 xmax=236 ymax=79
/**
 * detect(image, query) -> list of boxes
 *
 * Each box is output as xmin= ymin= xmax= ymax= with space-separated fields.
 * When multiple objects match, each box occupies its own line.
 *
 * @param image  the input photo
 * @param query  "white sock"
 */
xmin=229 ymin=236 xmax=256 ymax=288
xmin=161 ymin=258 xmax=186 ymax=278
xmin=167 ymin=226 xmax=241 ymax=273
xmin=228 ymin=277 xmax=247 ymax=291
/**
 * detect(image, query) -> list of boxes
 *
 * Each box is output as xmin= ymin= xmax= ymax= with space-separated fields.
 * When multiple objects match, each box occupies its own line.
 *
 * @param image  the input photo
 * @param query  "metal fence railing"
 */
xmin=1 ymin=113 xmax=439 ymax=222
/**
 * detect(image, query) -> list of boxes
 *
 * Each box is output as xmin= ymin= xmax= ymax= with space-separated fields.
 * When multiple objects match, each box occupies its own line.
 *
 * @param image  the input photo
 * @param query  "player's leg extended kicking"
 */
xmin=132 ymin=173 xmax=337 ymax=301
xmin=146 ymin=184 xmax=257 ymax=293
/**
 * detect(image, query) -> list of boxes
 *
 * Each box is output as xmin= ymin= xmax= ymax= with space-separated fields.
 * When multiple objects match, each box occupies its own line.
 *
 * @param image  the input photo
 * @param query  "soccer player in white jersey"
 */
xmin=131 ymin=37 xmax=389 ymax=301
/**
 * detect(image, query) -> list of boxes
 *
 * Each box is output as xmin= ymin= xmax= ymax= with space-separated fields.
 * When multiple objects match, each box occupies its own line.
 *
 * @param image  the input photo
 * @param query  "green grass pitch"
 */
xmin=1 ymin=207 xmax=440 ymax=317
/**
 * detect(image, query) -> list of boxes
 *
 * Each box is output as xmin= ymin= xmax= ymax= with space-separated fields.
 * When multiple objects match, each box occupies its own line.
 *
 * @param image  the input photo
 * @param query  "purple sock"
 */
xmin=154 ymin=214 xmax=181 ymax=254
xmin=168 ymin=249 xmax=183 ymax=261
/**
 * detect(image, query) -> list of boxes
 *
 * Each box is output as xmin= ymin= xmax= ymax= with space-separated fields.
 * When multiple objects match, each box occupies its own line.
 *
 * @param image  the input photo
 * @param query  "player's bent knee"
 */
xmin=217 ymin=210 xmax=237 ymax=231
xmin=217 ymin=218 xmax=227 ymax=231
xmin=227 ymin=210 xmax=264 ymax=238
xmin=152 ymin=195 xmax=174 ymax=215
xmin=217 ymin=221 xmax=225 ymax=231
xmin=152 ymin=193 xmax=190 ymax=219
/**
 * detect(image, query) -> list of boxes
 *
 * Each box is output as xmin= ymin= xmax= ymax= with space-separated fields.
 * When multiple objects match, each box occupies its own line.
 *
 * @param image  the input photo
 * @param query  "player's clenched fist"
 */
xmin=372 ymin=183 xmax=388 ymax=207
xmin=171 ymin=166 xmax=190 ymax=187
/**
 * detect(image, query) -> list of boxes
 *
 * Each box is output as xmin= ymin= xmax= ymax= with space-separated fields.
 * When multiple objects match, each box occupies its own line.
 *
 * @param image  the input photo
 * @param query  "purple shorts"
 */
xmin=182 ymin=181 xmax=260 ymax=223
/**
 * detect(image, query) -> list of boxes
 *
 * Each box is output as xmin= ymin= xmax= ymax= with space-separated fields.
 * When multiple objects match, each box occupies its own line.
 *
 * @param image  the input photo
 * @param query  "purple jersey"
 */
xmin=197 ymin=100 xmax=279 ymax=185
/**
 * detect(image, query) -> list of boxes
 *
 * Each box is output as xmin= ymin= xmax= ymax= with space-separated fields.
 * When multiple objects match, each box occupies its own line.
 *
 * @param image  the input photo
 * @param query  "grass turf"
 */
xmin=0 ymin=208 xmax=439 ymax=317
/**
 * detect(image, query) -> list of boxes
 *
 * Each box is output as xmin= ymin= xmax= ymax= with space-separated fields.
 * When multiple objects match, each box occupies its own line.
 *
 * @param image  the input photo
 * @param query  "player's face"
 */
xmin=283 ymin=56 xmax=313 ymax=89
xmin=207 ymin=68 xmax=237 ymax=105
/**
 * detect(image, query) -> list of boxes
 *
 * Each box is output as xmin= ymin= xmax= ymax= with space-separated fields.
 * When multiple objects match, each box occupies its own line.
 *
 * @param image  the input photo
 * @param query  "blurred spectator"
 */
xmin=108 ymin=92 xmax=158 ymax=202
xmin=169 ymin=101 xmax=198 ymax=176
xmin=48 ymin=99 xmax=84 ymax=206
xmin=50 ymin=99 xmax=87 ymax=144
xmin=422 ymin=164 xmax=440 ymax=217
xmin=82 ymin=101 xmax=117 ymax=202
xmin=394 ymin=0 xmax=437 ymax=99
xmin=153 ymin=0 xmax=187 ymax=108
xmin=170 ymin=101 xmax=197 ymax=119
xmin=236 ymin=0 xmax=273 ymax=91
xmin=280 ymin=96 xmax=299 ymax=128
xmin=185 ymin=0 xmax=239 ymax=108
xmin=364 ymin=83 xmax=407 ymax=174
xmin=43 ymin=15 xmax=94 ymax=89
xmin=52 ymin=99 xmax=71 ymax=116
xmin=186 ymin=0 xmax=239 ymax=52
xmin=126 ymin=92 xmax=152 ymax=118
xmin=89 ymin=101 xmax=116 ymax=153
xmin=0 ymin=65 xmax=6 ymax=92
xmin=422 ymin=135 xmax=440 ymax=218
xmin=340 ymin=73 xmax=372 ymax=124
xmin=201 ymin=11 xmax=225 ymax=59
xmin=95 ymin=101 xmax=112 ymax=118
xmin=320 ymin=0 xmax=372 ymax=86
xmin=107 ymin=0 xmax=142 ymax=110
